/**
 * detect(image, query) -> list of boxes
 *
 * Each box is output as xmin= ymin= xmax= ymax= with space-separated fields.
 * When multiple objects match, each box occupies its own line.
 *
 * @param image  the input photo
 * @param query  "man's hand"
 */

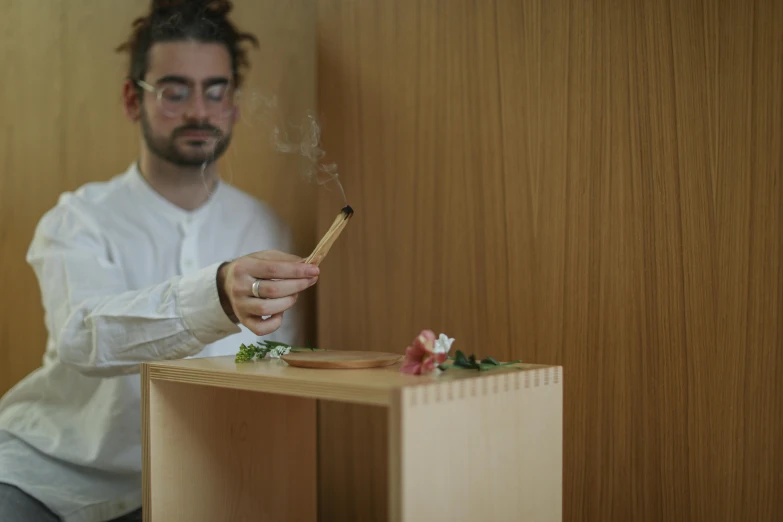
xmin=217 ymin=250 xmax=319 ymax=336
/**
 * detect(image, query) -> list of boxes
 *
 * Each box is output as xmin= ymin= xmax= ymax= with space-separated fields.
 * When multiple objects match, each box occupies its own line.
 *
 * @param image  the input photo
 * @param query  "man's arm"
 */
xmin=26 ymin=202 xmax=317 ymax=377
xmin=26 ymin=205 xmax=241 ymax=377
xmin=216 ymin=261 xmax=239 ymax=323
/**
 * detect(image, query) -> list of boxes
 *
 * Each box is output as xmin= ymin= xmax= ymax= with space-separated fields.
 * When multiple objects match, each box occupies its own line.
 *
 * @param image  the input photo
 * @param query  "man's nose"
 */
xmin=184 ymin=94 xmax=209 ymax=121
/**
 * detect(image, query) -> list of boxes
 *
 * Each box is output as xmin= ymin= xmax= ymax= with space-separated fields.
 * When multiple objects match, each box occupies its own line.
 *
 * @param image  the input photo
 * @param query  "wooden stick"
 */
xmin=308 ymin=213 xmax=343 ymax=258
xmin=304 ymin=205 xmax=354 ymax=266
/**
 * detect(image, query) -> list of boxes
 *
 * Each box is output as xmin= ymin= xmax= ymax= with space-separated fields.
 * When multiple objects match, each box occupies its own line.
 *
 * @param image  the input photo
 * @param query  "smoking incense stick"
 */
xmin=304 ymin=205 xmax=354 ymax=266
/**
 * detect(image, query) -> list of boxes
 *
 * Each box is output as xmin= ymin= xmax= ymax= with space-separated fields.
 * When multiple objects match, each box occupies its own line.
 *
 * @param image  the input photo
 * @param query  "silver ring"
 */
xmin=251 ymin=279 xmax=262 ymax=298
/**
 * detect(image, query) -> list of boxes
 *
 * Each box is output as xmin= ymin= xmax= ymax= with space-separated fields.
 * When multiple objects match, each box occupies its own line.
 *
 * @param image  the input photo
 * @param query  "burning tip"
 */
xmin=341 ymin=205 xmax=354 ymax=217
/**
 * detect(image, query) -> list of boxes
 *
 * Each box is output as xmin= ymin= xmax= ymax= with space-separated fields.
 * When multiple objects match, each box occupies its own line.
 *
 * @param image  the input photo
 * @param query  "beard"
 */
xmin=140 ymin=108 xmax=232 ymax=167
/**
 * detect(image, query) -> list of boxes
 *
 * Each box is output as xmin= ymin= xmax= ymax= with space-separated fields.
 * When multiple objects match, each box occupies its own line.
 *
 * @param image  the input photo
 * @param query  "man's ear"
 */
xmin=122 ymin=79 xmax=141 ymax=121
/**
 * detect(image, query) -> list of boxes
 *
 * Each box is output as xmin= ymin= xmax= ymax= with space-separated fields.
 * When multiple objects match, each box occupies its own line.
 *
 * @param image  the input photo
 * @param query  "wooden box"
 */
xmin=141 ymin=356 xmax=562 ymax=521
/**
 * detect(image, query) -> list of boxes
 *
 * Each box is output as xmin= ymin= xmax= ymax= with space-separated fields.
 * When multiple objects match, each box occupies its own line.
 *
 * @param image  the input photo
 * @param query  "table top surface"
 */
xmin=144 ymin=355 xmax=557 ymax=407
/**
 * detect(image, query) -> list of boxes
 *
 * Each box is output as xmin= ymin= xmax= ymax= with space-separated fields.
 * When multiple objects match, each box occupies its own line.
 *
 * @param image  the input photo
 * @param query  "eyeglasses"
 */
xmin=135 ymin=79 xmax=237 ymax=119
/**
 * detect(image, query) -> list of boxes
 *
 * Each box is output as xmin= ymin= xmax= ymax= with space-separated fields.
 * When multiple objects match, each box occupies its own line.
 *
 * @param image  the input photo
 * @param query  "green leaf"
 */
xmin=453 ymin=350 xmax=474 ymax=369
xmin=445 ymin=355 xmax=524 ymax=371
xmin=262 ymin=340 xmax=290 ymax=349
xmin=487 ymin=360 xmax=525 ymax=371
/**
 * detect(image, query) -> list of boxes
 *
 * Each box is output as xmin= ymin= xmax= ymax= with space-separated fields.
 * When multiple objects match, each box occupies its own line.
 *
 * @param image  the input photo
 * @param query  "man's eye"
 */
xmin=206 ymin=86 xmax=227 ymax=101
xmin=162 ymin=87 xmax=188 ymax=102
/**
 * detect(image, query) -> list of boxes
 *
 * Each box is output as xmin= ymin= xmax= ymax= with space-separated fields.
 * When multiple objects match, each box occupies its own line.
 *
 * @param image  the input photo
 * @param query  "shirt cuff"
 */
xmin=177 ymin=262 xmax=241 ymax=344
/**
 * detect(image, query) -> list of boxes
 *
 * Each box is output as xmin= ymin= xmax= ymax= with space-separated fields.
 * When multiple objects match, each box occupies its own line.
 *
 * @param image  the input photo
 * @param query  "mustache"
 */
xmin=173 ymin=124 xmax=223 ymax=138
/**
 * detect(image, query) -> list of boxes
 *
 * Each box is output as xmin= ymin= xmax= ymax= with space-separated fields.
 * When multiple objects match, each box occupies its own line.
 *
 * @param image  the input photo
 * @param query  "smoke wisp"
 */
xmin=240 ymin=92 xmax=348 ymax=204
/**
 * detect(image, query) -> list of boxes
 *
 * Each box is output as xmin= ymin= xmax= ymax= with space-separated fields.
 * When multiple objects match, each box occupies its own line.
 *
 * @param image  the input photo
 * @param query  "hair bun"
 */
xmin=150 ymin=0 xmax=180 ymax=10
xmin=150 ymin=0 xmax=233 ymax=16
xmin=203 ymin=0 xmax=232 ymax=16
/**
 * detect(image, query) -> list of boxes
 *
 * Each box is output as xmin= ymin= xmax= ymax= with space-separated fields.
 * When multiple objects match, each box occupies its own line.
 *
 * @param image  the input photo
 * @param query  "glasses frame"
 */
xmin=134 ymin=78 xmax=239 ymax=119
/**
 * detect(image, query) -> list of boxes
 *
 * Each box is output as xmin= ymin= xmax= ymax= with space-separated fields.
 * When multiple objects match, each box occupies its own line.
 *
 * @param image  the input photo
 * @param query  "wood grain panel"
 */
xmin=316 ymin=0 xmax=783 ymax=521
xmin=0 ymin=0 xmax=317 ymax=394
xmin=390 ymin=369 xmax=562 ymax=521
xmin=146 ymin=379 xmax=317 ymax=521
xmin=0 ymin=0 xmax=66 ymax=395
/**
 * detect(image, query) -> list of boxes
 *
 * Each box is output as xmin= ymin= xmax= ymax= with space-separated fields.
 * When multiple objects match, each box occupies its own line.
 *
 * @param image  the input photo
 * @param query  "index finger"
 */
xmin=246 ymin=258 xmax=319 ymax=280
xmin=248 ymin=250 xmax=303 ymax=263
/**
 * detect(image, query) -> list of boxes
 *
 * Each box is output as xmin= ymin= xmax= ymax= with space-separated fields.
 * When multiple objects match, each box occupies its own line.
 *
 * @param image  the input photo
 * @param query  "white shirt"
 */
xmin=0 ymin=163 xmax=301 ymax=521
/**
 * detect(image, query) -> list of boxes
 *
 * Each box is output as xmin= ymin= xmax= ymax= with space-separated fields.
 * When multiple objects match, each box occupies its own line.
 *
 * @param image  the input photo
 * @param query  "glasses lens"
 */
xmin=158 ymin=85 xmax=189 ymax=116
xmin=205 ymin=84 xmax=236 ymax=117
xmin=155 ymin=83 xmax=236 ymax=118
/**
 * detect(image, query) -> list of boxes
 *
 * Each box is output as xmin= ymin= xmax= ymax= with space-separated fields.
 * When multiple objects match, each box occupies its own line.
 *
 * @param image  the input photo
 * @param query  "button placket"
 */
xmin=179 ymin=217 xmax=199 ymax=275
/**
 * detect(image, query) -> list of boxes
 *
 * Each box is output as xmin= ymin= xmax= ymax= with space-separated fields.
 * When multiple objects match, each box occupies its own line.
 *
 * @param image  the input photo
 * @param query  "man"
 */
xmin=0 ymin=2 xmax=316 ymax=520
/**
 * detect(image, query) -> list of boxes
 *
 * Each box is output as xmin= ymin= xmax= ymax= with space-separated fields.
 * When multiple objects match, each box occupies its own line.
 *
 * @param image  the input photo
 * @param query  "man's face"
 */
xmin=138 ymin=41 xmax=237 ymax=167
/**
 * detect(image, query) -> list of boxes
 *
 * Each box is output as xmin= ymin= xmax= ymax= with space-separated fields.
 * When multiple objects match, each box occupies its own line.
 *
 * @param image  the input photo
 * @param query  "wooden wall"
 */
xmin=315 ymin=1 xmax=783 ymax=521
xmin=0 ymin=0 xmax=317 ymax=394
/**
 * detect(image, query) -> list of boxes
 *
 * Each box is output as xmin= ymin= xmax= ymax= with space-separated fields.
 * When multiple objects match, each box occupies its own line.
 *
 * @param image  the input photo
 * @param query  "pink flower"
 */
xmin=400 ymin=330 xmax=450 ymax=375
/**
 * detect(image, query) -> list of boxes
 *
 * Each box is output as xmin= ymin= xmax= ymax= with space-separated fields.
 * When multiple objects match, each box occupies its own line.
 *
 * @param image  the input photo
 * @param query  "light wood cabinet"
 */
xmin=142 ymin=356 xmax=562 ymax=521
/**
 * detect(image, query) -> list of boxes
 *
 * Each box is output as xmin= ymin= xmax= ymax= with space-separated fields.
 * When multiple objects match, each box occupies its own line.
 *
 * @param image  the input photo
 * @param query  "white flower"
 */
xmin=433 ymin=333 xmax=455 ymax=355
xmin=265 ymin=346 xmax=291 ymax=359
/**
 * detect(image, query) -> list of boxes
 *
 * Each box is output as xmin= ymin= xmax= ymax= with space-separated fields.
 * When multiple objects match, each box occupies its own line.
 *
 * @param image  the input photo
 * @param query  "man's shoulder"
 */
xmin=36 ymin=170 xmax=130 ymax=232
xmin=61 ymin=165 xmax=132 ymax=203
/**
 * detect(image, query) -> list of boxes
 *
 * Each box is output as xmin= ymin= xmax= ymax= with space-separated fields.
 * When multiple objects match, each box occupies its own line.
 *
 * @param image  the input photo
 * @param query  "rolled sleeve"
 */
xmin=177 ymin=262 xmax=241 ymax=344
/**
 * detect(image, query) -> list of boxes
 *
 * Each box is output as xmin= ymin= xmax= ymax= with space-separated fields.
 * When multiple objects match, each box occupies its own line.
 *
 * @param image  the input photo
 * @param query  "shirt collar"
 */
xmin=124 ymin=162 xmax=221 ymax=227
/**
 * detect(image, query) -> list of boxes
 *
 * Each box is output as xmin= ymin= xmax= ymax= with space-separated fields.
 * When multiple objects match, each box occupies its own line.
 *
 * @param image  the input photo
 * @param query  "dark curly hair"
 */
xmin=116 ymin=0 xmax=259 ymax=88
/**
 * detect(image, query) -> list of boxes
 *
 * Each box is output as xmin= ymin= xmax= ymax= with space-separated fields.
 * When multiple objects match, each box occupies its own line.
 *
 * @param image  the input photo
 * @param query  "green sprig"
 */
xmin=445 ymin=350 xmax=522 ymax=372
xmin=235 ymin=340 xmax=323 ymax=362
